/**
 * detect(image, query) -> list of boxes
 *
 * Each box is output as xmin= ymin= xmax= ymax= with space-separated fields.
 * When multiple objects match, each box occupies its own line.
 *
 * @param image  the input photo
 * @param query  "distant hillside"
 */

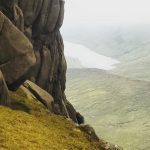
xmin=63 ymin=25 xmax=150 ymax=81
xmin=64 ymin=41 xmax=119 ymax=70
xmin=66 ymin=68 xmax=150 ymax=150
xmin=65 ymin=56 xmax=84 ymax=68
xmin=112 ymin=56 xmax=150 ymax=81
xmin=63 ymin=25 xmax=150 ymax=57
xmin=111 ymin=43 xmax=150 ymax=81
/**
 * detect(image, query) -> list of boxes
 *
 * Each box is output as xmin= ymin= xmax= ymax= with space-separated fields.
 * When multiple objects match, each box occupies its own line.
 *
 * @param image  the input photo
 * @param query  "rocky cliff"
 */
xmin=0 ymin=0 xmax=123 ymax=149
xmin=0 ymin=0 xmax=83 ymax=124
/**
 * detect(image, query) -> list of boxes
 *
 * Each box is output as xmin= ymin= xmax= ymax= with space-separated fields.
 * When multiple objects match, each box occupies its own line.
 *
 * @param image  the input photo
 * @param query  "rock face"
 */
xmin=0 ymin=11 xmax=36 ymax=105
xmin=0 ymin=0 xmax=83 ymax=124
xmin=0 ymin=11 xmax=36 ymax=88
xmin=23 ymin=80 xmax=54 ymax=111
xmin=0 ymin=70 xmax=10 ymax=106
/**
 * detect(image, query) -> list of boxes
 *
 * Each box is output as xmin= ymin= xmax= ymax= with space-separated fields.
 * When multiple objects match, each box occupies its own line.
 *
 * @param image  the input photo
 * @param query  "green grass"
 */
xmin=111 ymin=55 xmax=150 ymax=81
xmin=0 ymin=87 xmax=102 ymax=150
xmin=66 ymin=68 xmax=150 ymax=150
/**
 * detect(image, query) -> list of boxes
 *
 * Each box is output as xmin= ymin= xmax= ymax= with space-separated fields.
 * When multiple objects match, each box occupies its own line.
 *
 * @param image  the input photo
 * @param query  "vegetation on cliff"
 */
xmin=0 ymin=88 xmax=103 ymax=150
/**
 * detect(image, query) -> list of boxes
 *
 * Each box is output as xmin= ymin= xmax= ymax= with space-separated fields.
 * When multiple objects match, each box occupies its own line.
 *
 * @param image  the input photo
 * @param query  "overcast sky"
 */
xmin=63 ymin=0 xmax=150 ymax=28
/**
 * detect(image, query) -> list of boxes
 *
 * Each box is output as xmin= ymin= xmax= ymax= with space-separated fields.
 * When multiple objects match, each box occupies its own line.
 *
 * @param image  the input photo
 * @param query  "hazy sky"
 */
xmin=63 ymin=0 xmax=150 ymax=28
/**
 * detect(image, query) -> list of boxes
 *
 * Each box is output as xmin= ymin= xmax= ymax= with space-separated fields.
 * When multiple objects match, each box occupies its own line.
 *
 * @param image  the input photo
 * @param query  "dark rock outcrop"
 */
xmin=23 ymin=80 xmax=54 ymax=111
xmin=0 ymin=70 xmax=10 ymax=106
xmin=0 ymin=11 xmax=36 ymax=89
xmin=79 ymin=124 xmax=100 ymax=141
xmin=0 ymin=11 xmax=36 ymax=105
xmin=0 ymin=0 xmax=84 ymax=124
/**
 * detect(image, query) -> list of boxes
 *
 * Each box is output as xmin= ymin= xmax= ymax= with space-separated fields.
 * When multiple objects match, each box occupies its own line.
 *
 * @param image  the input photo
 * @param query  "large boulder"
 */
xmin=0 ymin=11 xmax=36 ymax=90
xmin=23 ymin=80 xmax=54 ymax=111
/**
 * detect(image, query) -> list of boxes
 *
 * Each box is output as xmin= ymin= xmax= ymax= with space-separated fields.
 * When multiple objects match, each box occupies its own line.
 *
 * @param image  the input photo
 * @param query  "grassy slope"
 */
xmin=110 ymin=42 xmax=150 ymax=81
xmin=111 ymin=55 xmax=150 ymax=81
xmin=0 ymin=88 xmax=101 ymax=150
xmin=66 ymin=69 xmax=150 ymax=150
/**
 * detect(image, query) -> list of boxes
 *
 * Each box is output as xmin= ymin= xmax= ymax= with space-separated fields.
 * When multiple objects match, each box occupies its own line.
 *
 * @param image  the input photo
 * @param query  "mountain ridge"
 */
xmin=63 ymin=25 xmax=150 ymax=81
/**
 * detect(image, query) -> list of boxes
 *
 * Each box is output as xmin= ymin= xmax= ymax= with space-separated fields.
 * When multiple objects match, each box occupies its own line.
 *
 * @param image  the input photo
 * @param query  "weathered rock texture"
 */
xmin=0 ymin=11 xmax=36 ymax=105
xmin=0 ymin=0 xmax=83 ymax=124
xmin=0 ymin=70 xmax=10 ymax=105
xmin=23 ymin=80 xmax=54 ymax=111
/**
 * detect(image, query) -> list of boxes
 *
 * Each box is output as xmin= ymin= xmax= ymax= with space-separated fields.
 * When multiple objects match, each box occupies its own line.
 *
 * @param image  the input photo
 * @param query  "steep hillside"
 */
xmin=0 ymin=88 xmax=106 ymax=150
xmin=66 ymin=69 xmax=150 ymax=150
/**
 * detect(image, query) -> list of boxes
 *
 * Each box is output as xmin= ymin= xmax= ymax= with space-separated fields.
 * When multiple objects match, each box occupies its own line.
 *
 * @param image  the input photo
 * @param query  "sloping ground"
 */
xmin=111 ymin=55 xmax=150 ymax=81
xmin=110 ymin=41 xmax=150 ymax=81
xmin=0 ymin=86 xmax=122 ymax=150
xmin=66 ymin=68 xmax=150 ymax=150
xmin=0 ymin=88 xmax=102 ymax=150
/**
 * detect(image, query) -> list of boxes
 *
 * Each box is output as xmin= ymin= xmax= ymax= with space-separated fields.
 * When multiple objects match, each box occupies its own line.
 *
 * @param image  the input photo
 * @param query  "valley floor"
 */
xmin=66 ymin=68 xmax=150 ymax=150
